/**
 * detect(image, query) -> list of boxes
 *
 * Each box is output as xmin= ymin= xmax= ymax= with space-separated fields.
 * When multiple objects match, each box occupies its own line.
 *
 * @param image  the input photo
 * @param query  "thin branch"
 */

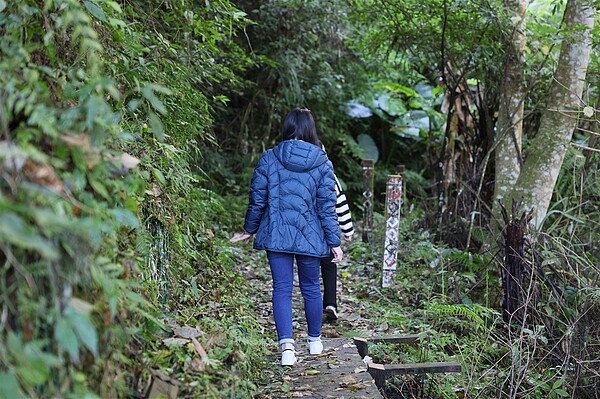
xmin=0 ymin=92 xmax=10 ymax=140
xmin=571 ymin=142 xmax=600 ymax=153
xmin=576 ymin=126 xmax=600 ymax=136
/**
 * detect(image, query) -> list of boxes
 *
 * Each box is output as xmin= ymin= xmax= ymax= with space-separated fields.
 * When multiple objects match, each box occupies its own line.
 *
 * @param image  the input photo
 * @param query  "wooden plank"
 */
xmin=367 ymin=362 xmax=387 ymax=390
xmin=368 ymin=361 xmax=462 ymax=376
xmin=367 ymin=361 xmax=461 ymax=394
xmin=286 ymin=338 xmax=384 ymax=398
xmin=367 ymin=335 xmax=423 ymax=345
xmin=353 ymin=337 xmax=369 ymax=358
xmin=355 ymin=336 xmax=461 ymax=396
xmin=353 ymin=335 xmax=424 ymax=358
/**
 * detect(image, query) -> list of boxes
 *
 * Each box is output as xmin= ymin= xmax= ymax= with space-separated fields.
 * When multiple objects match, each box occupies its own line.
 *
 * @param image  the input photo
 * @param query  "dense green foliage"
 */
xmin=1 ymin=0 xmax=598 ymax=398
xmin=1 ymin=1 xmax=145 ymax=397
xmin=212 ymin=0 xmax=370 ymax=197
xmin=0 ymin=0 xmax=265 ymax=397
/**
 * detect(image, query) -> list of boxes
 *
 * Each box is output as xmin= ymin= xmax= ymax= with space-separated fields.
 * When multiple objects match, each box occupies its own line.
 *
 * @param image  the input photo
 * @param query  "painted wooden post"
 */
xmin=362 ymin=160 xmax=374 ymax=243
xmin=382 ymin=174 xmax=402 ymax=288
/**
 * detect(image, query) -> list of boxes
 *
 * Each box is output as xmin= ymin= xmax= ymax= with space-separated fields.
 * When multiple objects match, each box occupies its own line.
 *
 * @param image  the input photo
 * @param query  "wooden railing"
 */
xmin=353 ymin=336 xmax=462 ymax=398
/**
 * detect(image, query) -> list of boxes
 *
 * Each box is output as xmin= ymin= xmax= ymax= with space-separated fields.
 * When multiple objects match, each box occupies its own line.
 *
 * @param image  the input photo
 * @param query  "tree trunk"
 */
xmin=499 ymin=200 xmax=533 ymax=324
xmin=505 ymin=0 xmax=595 ymax=228
xmin=492 ymin=0 xmax=528 ymax=220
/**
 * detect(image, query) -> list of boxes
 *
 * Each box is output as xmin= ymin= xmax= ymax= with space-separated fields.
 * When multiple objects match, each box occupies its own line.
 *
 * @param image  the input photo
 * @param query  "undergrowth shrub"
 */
xmin=357 ymin=187 xmax=599 ymax=399
xmin=1 ymin=0 xmax=263 ymax=398
xmin=1 ymin=1 xmax=152 ymax=397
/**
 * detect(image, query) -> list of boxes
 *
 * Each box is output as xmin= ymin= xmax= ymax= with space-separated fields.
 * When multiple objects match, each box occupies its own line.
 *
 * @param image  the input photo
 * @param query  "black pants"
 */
xmin=320 ymin=254 xmax=336 ymax=309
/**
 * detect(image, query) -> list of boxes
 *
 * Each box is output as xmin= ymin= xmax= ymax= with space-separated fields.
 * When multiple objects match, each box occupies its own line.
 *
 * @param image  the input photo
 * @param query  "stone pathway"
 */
xmin=274 ymin=337 xmax=383 ymax=398
xmin=239 ymin=253 xmax=384 ymax=398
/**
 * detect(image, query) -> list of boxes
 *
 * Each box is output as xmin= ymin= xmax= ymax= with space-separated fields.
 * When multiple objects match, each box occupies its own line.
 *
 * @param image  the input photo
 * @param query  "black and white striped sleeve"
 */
xmin=333 ymin=174 xmax=354 ymax=238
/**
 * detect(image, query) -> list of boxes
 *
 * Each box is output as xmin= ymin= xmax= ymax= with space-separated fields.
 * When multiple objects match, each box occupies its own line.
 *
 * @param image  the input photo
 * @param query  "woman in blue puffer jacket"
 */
xmin=231 ymin=108 xmax=343 ymax=366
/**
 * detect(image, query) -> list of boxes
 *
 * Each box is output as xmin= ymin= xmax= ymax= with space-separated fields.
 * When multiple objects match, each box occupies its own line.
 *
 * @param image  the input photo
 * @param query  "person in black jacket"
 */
xmin=231 ymin=108 xmax=343 ymax=366
xmin=321 ymin=174 xmax=354 ymax=321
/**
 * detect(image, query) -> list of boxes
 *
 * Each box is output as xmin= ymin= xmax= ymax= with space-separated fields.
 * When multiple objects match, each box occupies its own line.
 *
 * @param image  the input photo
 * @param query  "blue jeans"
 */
xmin=267 ymin=251 xmax=322 ymax=343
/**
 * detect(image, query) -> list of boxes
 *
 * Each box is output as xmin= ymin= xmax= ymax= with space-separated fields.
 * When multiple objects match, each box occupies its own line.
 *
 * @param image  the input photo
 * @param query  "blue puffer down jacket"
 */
xmin=244 ymin=140 xmax=341 ymax=258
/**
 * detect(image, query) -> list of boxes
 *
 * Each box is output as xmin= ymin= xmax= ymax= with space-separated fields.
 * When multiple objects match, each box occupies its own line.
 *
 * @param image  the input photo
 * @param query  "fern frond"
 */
xmin=447 ymin=250 xmax=493 ymax=271
xmin=424 ymin=303 xmax=500 ymax=333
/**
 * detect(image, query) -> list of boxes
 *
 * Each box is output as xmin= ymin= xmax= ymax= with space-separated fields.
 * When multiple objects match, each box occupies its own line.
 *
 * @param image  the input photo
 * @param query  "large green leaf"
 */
xmin=152 ymin=167 xmax=167 ymax=186
xmin=89 ymin=179 xmax=110 ymax=199
xmin=374 ymin=83 xmax=418 ymax=97
xmin=65 ymin=307 xmax=99 ymax=358
xmin=393 ymin=110 xmax=430 ymax=139
xmin=83 ymin=0 xmax=107 ymax=22
xmin=111 ymin=208 xmax=139 ymax=228
xmin=141 ymin=84 xmax=171 ymax=115
xmin=55 ymin=318 xmax=80 ymax=362
xmin=0 ymin=212 xmax=58 ymax=259
xmin=7 ymin=334 xmax=62 ymax=386
xmin=357 ymin=134 xmax=379 ymax=163
xmin=148 ymin=111 xmax=165 ymax=142
xmin=372 ymin=92 xmax=407 ymax=117
xmin=0 ymin=372 xmax=26 ymax=399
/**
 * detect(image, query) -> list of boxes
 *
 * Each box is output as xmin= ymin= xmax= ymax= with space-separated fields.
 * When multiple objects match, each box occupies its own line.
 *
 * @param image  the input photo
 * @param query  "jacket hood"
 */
xmin=273 ymin=140 xmax=329 ymax=172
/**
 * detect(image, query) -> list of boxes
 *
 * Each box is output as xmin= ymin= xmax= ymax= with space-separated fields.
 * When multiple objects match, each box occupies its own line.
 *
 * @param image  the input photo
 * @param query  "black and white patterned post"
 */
xmin=362 ymin=160 xmax=374 ymax=243
xmin=382 ymin=174 xmax=402 ymax=287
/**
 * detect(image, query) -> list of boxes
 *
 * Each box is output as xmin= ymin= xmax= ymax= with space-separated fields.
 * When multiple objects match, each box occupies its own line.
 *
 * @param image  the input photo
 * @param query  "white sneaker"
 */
xmin=281 ymin=349 xmax=296 ymax=366
xmin=308 ymin=339 xmax=323 ymax=355
xmin=324 ymin=306 xmax=338 ymax=321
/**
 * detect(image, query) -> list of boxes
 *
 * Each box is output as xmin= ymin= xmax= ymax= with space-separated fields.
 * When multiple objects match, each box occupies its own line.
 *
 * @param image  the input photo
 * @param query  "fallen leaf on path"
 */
xmin=295 ymin=384 xmax=313 ymax=390
xmin=174 ymin=326 xmax=204 ymax=339
xmin=60 ymin=133 xmax=92 ymax=151
xmin=338 ymin=374 xmax=358 ymax=387
xmin=345 ymin=313 xmax=360 ymax=322
xmin=119 ymin=153 xmax=140 ymax=170
xmin=23 ymin=160 xmax=63 ymax=193
xmin=189 ymin=357 xmax=207 ymax=373
xmin=191 ymin=337 xmax=209 ymax=359
xmin=163 ymin=337 xmax=189 ymax=346
xmin=322 ymin=328 xmax=340 ymax=338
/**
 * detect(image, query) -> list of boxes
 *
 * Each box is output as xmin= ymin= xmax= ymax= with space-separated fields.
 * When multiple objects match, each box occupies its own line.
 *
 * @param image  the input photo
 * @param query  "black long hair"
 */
xmin=280 ymin=108 xmax=320 ymax=145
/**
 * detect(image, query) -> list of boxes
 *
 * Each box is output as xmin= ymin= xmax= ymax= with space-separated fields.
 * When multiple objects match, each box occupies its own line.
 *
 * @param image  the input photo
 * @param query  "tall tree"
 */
xmin=493 ymin=0 xmax=528 ymax=220
xmin=504 ymin=0 xmax=595 ymax=227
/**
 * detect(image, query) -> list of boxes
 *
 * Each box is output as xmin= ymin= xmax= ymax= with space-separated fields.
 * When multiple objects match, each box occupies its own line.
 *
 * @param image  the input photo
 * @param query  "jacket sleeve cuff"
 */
xmin=243 ymin=223 xmax=257 ymax=235
xmin=328 ymin=238 xmax=342 ymax=247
